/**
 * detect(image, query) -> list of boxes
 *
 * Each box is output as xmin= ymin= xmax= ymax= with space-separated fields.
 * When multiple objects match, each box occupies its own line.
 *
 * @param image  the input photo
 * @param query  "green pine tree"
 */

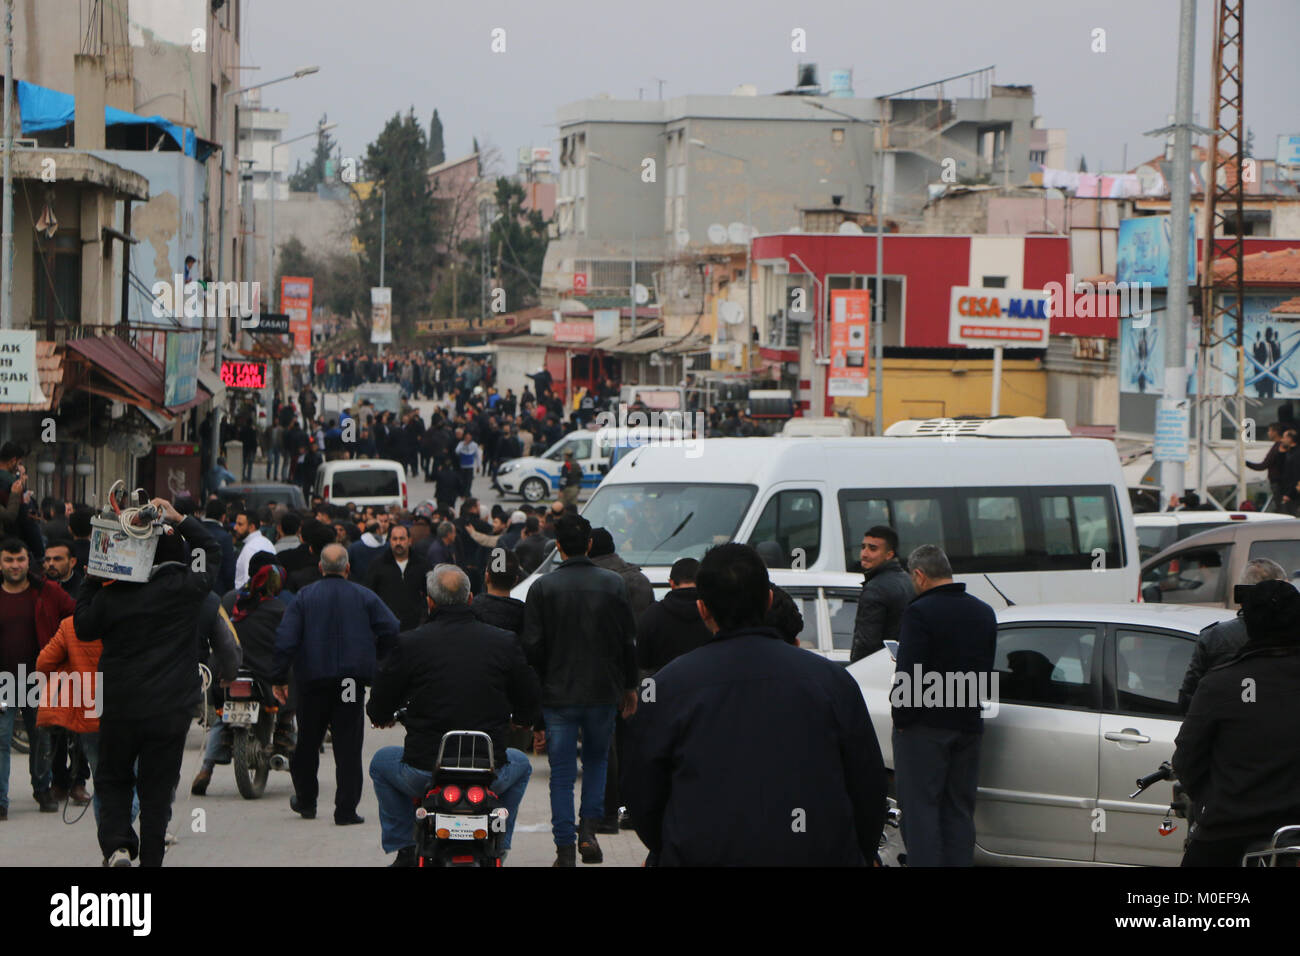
xmin=428 ymin=109 xmax=445 ymax=167
xmin=288 ymin=115 xmax=336 ymax=192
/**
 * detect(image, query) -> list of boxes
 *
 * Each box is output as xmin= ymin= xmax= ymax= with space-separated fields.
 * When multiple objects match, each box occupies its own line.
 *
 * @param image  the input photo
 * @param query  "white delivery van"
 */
xmin=496 ymin=425 xmax=685 ymax=503
xmin=314 ymin=458 xmax=408 ymax=510
xmin=514 ymin=418 xmax=1139 ymax=609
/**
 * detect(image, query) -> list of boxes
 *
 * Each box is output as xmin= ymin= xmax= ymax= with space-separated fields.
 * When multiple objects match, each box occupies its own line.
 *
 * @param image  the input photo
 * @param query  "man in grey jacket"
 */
xmin=1178 ymin=557 xmax=1288 ymax=713
xmin=850 ymin=525 xmax=914 ymax=663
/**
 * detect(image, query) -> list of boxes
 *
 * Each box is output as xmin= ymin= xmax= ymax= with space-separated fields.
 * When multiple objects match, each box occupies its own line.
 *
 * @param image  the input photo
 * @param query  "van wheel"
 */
xmin=522 ymin=478 xmax=547 ymax=502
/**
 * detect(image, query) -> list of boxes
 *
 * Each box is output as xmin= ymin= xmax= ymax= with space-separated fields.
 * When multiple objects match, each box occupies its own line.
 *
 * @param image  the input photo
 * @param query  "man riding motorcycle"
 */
xmin=1173 ymin=579 xmax=1300 ymax=866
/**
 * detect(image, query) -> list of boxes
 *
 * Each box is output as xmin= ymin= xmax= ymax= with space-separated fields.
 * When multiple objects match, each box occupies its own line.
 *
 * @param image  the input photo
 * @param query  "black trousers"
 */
xmin=1182 ymin=834 xmax=1253 ymax=867
xmin=96 ymin=710 xmax=191 ymax=866
xmin=290 ymin=680 xmax=364 ymax=818
xmin=603 ymin=713 xmax=627 ymax=822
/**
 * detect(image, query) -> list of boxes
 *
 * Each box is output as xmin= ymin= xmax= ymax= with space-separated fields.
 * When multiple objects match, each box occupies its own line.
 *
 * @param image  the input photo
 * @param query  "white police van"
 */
xmin=495 ymin=425 xmax=686 ymax=503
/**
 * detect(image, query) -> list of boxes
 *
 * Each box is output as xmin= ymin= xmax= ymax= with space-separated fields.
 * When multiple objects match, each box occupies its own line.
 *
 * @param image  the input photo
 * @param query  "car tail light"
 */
xmin=1230 ymin=513 xmax=1246 ymax=520
xmin=323 ymin=486 xmax=330 ymax=500
xmin=228 ymin=679 xmax=254 ymax=699
xmin=451 ymin=855 xmax=474 ymax=863
xmin=441 ymin=785 xmax=462 ymax=805
xmin=402 ymin=482 xmax=408 ymax=508
xmin=467 ymin=786 xmax=485 ymax=805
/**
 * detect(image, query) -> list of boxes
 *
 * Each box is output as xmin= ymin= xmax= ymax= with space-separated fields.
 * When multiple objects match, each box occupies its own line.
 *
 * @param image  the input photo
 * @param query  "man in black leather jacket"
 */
xmin=1178 ymin=558 xmax=1288 ymax=713
xmin=520 ymin=513 xmax=637 ymax=867
xmin=850 ymin=525 xmax=914 ymax=663
xmin=1174 ymin=579 xmax=1300 ymax=866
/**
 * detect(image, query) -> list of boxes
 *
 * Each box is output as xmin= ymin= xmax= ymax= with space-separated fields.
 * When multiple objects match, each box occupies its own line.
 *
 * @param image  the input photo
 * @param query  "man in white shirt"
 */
xmin=232 ymin=509 xmax=276 ymax=589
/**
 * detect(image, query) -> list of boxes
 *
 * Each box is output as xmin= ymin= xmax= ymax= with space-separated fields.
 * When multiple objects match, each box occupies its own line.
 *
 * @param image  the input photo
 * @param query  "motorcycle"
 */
xmin=413 ymin=730 xmax=509 ymax=868
xmin=1131 ymin=761 xmax=1300 ymax=867
xmin=219 ymin=669 xmax=287 ymax=800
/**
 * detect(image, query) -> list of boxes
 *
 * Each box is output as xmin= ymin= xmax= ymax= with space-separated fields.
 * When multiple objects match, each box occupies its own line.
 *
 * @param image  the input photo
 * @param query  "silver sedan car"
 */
xmin=848 ymin=603 xmax=1236 ymax=866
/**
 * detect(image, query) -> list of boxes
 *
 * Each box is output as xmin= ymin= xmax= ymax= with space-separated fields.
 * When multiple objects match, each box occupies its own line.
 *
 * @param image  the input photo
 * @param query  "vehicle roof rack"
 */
xmin=883 ymin=416 xmax=1073 ymax=438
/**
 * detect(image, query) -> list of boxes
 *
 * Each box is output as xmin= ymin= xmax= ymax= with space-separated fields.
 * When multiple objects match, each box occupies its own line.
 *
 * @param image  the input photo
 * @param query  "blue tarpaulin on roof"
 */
xmin=15 ymin=80 xmax=199 ymax=158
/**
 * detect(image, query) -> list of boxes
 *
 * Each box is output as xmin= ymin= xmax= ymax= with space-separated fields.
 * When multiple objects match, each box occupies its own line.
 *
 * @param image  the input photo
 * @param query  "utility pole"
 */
xmin=2 ymin=0 xmax=13 ymax=332
xmin=378 ymin=188 xmax=386 ymax=355
xmin=1158 ymin=0 xmax=1197 ymax=511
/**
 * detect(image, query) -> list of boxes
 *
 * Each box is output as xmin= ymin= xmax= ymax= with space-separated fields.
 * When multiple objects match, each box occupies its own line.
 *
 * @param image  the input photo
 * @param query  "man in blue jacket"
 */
xmin=623 ymin=542 xmax=887 ymax=866
xmin=891 ymin=544 xmax=997 ymax=867
xmin=273 ymin=543 xmax=400 ymax=825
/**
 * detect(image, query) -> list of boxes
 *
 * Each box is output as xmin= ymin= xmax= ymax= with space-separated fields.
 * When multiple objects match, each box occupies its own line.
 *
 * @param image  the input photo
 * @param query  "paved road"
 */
xmin=5 ymin=721 xmax=644 ymax=867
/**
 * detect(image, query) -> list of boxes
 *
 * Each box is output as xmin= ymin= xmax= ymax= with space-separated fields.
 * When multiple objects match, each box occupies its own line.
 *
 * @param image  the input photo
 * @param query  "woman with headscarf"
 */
xmin=191 ymin=552 xmax=290 ymax=795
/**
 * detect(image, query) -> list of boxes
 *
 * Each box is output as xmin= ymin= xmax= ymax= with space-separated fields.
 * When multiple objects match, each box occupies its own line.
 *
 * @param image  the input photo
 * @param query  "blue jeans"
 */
xmin=543 ymin=705 xmax=616 ymax=846
xmin=268 ymin=448 xmax=282 ymax=482
xmin=202 ymin=719 xmax=233 ymax=767
xmin=369 ymin=745 xmax=531 ymax=855
xmin=79 ymin=731 xmax=139 ymax=828
xmin=0 ymin=706 xmax=52 ymax=810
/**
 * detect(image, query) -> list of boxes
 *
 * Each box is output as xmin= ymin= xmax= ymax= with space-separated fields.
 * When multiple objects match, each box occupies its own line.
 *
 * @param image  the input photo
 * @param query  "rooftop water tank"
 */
xmin=827 ymin=68 xmax=853 ymax=98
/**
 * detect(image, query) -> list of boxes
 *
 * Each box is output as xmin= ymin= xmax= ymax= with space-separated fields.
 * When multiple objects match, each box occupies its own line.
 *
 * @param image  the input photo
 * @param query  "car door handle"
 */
xmin=1104 ymin=729 xmax=1152 ymax=744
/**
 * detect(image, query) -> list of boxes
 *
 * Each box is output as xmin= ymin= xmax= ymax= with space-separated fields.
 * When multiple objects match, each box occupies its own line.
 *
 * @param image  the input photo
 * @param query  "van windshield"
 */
xmin=332 ymin=469 xmax=400 ymax=498
xmin=579 ymin=483 xmax=757 ymax=566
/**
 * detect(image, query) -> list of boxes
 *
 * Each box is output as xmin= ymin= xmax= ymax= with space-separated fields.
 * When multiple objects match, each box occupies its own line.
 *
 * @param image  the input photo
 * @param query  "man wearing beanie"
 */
xmin=1174 ymin=579 xmax=1300 ymax=866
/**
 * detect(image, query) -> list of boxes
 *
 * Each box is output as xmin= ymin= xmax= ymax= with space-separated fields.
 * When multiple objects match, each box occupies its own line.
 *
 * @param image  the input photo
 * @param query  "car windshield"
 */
xmin=577 ymin=482 xmax=757 ymax=566
xmin=1137 ymin=525 xmax=1175 ymax=561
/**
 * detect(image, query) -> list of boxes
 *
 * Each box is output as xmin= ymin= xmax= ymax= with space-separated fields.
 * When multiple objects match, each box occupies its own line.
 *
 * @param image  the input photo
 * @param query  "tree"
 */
xmin=457 ymin=177 xmax=549 ymax=318
xmin=1078 ymin=155 xmax=1088 ymax=173
xmin=274 ymin=235 xmax=366 ymax=326
xmin=354 ymin=109 xmax=439 ymax=338
xmin=288 ymin=116 xmax=336 ymax=192
xmin=428 ymin=109 xmax=445 ymax=168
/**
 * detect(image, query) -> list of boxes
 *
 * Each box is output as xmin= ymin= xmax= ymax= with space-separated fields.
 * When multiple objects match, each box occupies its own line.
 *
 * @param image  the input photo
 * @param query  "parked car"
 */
xmin=496 ymin=426 xmax=684 ymax=503
xmin=1139 ymin=519 xmax=1300 ymax=607
xmin=1134 ymin=510 xmax=1292 ymax=561
xmin=848 ymin=602 xmax=1236 ymax=865
xmin=215 ymin=482 xmax=307 ymax=512
xmin=313 ymin=459 xmax=408 ymax=511
xmin=352 ymin=383 xmax=403 ymax=417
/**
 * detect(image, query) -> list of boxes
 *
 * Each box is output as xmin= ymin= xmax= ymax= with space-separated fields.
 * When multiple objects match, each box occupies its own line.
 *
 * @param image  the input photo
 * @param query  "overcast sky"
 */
xmin=244 ymin=0 xmax=1298 ymax=180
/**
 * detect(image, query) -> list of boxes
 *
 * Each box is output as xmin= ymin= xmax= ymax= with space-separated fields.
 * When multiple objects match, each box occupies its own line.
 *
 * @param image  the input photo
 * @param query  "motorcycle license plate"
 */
xmin=224 ymin=701 xmax=260 ymax=725
xmin=435 ymin=814 xmax=488 ymax=840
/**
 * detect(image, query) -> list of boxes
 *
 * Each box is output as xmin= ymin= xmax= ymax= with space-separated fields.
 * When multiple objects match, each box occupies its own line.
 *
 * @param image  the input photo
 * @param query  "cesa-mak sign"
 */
xmin=948 ymin=286 xmax=1053 ymax=349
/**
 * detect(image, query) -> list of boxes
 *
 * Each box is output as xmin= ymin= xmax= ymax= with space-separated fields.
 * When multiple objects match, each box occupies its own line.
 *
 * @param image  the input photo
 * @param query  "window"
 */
xmin=994 ymin=625 xmax=1097 ymax=709
xmin=838 ymin=492 xmax=947 ymax=570
xmin=1040 ymin=491 xmax=1119 ymax=564
xmin=1140 ymin=545 xmax=1231 ymax=605
xmin=785 ymin=587 xmax=821 ymax=650
xmin=748 ymin=490 xmax=821 ymax=567
xmin=34 ymin=234 xmax=81 ymax=335
xmin=331 ymin=469 xmax=400 ymax=499
xmin=966 ymin=495 xmax=1025 ymax=557
xmin=1248 ymin=538 xmax=1300 ymax=578
xmin=831 ymin=127 xmax=845 ymax=144
xmin=544 ymin=438 xmax=592 ymax=461
xmin=824 ymin=588 xmax=861 ymax=651
xmin=1115 ymin=630 xmax=1194 ymax=718
xmin=982 ymin=276 xmax=1007 ymax=288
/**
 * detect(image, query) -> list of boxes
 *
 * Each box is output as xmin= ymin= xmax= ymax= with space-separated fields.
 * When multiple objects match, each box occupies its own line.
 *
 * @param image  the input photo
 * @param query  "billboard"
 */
xmin=220 ymin=360 xmax=267 ymax=390
xmin=280 ymin=276 xmax=313 ymax=362
xmin=163 ymin=331 xmax=202 ymax=407
xmin=1277 ymin=134 xmax=1300 ymax=168
xmin=370 ymin=287 xmax=392 ymax=344
xmin=1116 ymin=215 xmax=1196 ymax=288
xmin=0 ymin=329 xmax=46 ymax=405
xmin=948 ymin=286 xmax=1052 ymax=348
xmin=1237 ymin=294 xmax=1300 ymax=400
xmin=829 ymin=289 xmax=870 ymax=396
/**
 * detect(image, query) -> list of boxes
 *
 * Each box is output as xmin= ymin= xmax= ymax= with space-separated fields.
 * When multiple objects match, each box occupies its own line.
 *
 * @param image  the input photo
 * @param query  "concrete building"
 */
xmin=237 ymin=90 xmax=290 ymax=201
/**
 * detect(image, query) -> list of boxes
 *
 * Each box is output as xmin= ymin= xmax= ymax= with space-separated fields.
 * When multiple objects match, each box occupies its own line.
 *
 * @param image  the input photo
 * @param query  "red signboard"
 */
xmin=280 ymin=276 xmax=314 ymax=362
xmin=828 ymin=289 xmax=871 ymax=397
xmin=221 ymin=360 xmax=267 ymax=389
xmin=554 ymin=320 xmax=595 ymax=343
xmin=572 ymin=273 xmax=588 ymax=294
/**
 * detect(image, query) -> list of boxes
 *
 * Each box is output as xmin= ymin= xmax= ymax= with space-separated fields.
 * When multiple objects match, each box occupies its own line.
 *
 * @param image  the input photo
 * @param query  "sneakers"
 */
xmin=390 ymin=846 xmax=417 ymax=867
xmin=577 ymin=818 xmax=604 ymax=864
xmin=164 ymin=831 xmax=178 ymax=847
xmin=553 ymin=843 xmax=576 ymax=867
xmin=69 ymin=784 xmax=91 ymax=807
xmin=34 ymin=790 xmax=58 ymax=813
xmin=289 ymin=795 xmax=316 ymax=819
xmin=190 ymin=768 xmax=212 ymax=796
xmin=104 ymin=849 xmax=132 ymax=867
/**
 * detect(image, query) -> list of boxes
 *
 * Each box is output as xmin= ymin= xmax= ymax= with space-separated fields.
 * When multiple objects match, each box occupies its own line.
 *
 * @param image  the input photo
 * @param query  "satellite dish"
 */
xmin=635 ymin=283 xmax=650 ymax=305
xmin=727 ymin=222 xmax=748 ymax=244
xmin=675 ymin=228 xmax=691 ymax=249
xmin=837 ymin=221 xmax=864 ymax=235
xmin=1135 ymin=164 xmax=1162 ymax=196
xmin=707 ymin=223 xmax=727 ymax=245
xmin=718 ymin=301 xmax=745 ymax=325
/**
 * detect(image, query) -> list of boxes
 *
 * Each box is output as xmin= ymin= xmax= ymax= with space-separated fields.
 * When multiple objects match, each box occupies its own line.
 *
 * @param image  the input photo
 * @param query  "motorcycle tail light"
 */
xmin=436 ymin=828 xmax=450 ymax=840
xmin=441 ymin=785 xmax=462 ymax=805
xmin=467 ymin=786 xmax=485 ymax=804
xmin=472 ymin=829 xmax=487 ymax=840
xmin=229 ymin=680 xmax=254 ymax=699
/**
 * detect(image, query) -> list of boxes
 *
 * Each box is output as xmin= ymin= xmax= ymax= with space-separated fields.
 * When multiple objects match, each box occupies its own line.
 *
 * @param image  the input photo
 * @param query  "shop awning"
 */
xmin=65 ymin=334 xmax=213 ymax=417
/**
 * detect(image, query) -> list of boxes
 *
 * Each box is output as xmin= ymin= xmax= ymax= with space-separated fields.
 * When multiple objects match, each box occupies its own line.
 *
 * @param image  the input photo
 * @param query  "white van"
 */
xmin=781 ymin=417 xmax=854 ymax=438
xmin=515 ymin=420 xmax=1139 ymax=608
xmin=496 ymin=425 xmax=685 ymax=503
xmin=314 ymin=459 xmax=408 ymax=510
